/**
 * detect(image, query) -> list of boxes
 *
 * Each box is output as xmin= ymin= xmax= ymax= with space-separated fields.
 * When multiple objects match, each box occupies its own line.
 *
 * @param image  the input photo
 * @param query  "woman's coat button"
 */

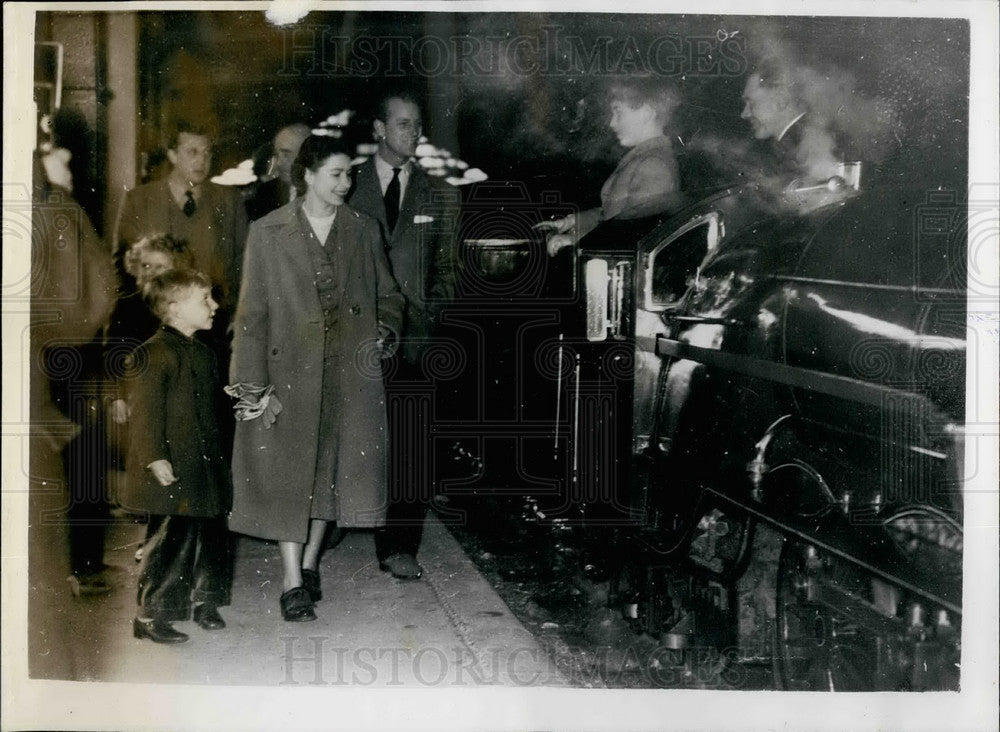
xmin=350 ymin=305 xmax=361 ymax=315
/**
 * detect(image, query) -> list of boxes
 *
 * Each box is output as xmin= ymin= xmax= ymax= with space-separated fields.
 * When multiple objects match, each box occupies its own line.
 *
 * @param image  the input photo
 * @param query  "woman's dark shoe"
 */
xmin=279 ymin=587 xmax=316 ymax=622
xmin=192 ymin=604 xmax=226 ymax=630
xmin=301 ymin=568 xmax=322 ymax=602
xmin=133 ymin=617 xmax=189 ymax=644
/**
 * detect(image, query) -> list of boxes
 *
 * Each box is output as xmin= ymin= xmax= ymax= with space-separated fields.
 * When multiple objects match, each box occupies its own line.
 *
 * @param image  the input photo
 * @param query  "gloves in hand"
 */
xmin=225 ymin=383 xmax=283 ymax=428
xmin=261 ymin=394 xmax=283 ymax=429
xmin=377 ymin=323 xmax=398 ymax=359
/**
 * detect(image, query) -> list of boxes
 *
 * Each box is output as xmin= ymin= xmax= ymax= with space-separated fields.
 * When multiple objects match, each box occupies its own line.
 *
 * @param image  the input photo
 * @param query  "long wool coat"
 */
xmin=228 ymin=201 xmax=405 ymax=542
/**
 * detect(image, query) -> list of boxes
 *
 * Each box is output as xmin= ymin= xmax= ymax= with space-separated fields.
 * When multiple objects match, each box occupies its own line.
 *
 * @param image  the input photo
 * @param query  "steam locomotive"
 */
xmin=559 ymin=164 xmax=966 ymax=691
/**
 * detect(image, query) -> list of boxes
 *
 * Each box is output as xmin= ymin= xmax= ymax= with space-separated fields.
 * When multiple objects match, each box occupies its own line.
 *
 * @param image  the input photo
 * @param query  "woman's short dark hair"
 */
xmin=607 ymin=76 xmax=681 ymax=129
xmin=291 ymin=135 xmax=354 ymax=195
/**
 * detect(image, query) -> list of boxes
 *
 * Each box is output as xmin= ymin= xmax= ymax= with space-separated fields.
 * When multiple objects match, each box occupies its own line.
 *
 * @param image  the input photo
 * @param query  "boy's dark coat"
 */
xmin=122 ymin=326 xmax=232 ymax=517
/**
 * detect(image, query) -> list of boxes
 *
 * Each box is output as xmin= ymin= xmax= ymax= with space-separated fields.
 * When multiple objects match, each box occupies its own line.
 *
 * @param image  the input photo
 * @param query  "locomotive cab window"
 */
xmin=644 ymin=212 xmax=721 ymax=312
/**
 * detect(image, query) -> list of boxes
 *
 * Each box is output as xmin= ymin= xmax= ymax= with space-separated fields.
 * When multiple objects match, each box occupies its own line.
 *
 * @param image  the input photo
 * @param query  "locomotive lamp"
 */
xmin=584 ymin=257 xmax=630 ymax=342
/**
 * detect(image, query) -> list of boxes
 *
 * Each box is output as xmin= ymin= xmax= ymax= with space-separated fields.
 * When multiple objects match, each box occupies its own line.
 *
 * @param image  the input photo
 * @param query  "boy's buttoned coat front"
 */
xmin=122 ymin=326 xmax=232 ymax=518
xmin=228 ymin=202 xmax=405 ymax=543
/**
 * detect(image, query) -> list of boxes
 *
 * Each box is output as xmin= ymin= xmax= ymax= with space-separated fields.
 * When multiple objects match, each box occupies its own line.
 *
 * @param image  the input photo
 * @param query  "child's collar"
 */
xmin=161 ymin=323 xmax=196 ymax=341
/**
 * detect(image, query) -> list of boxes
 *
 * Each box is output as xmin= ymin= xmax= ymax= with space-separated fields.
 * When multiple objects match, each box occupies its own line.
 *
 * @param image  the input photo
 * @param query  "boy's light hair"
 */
xmin=145 ymin=269 xmax=212 ymax=322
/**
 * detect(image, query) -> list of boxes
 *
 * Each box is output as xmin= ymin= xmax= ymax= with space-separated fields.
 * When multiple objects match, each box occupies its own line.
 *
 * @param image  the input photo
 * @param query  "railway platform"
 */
xmin=27 ymin=511 xmax=567 ymax=688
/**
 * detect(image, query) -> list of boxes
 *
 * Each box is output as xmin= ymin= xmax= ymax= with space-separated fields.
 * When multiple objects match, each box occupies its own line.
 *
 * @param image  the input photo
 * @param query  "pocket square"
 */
xmin=413 ymin=215 xmax=435 ymax=224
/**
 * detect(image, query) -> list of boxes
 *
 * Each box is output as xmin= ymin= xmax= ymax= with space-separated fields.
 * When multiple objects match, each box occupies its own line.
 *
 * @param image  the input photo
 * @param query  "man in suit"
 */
xmin=740 ymin=56 xmax=856 ymax=185
xmin=347 ymin=90 xmax=460 ymax=579
xmin=114 ymin=119 xmax=248 ymax=351
xmin=245 ymin=122 xmax=311 ymax=221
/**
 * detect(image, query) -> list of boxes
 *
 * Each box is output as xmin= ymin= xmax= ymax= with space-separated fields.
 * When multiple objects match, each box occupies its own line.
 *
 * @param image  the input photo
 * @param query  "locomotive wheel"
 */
xmin=773 ymin=539 xmax=886 ymax=691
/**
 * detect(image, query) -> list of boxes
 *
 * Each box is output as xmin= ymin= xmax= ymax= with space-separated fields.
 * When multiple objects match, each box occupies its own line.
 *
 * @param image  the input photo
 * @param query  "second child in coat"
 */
xmin=123 ymin=269 xmax=233 ymax=644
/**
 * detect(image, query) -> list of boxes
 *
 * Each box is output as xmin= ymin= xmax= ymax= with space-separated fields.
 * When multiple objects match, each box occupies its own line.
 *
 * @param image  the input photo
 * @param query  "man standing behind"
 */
xmin=348 ymin=89 xmax=459 ymax=580
xmin=115 ymin=119 xmax=248 ymax=347
xmin=245 ymin=122 xmax=311 ymax=221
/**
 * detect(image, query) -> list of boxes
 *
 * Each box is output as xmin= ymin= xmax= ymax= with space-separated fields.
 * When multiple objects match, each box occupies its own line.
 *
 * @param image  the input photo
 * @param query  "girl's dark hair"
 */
xmin=291 ymin=135 xmax=354 ymax=195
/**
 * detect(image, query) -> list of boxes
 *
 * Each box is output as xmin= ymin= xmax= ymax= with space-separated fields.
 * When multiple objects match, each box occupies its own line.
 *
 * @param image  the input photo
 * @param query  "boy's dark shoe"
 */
xmin=193 ymin=604 xmax=226 ymax=630
xmin=379 ymin=553 xmax=423 ymax=580
xmin=133 ymin=617 xmax=189 ymax=643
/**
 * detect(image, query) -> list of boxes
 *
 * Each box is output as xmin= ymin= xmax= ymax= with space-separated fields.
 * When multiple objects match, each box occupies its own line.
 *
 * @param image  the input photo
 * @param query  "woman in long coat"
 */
xmin=229 ymin=135 xmax=405 ymax=621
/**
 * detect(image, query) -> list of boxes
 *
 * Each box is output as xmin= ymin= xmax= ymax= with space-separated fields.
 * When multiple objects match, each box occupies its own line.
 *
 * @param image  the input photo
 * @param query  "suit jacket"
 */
xmin=245 ymin=177 xmax=292 ymax=222
xmin=122 ymin=325 xmax=232 ymax=518
xmin=229 ymin=201 xmax=406 ymax=541
xmin=114 ymin=179 xmax=248 ymax=309
xmin=347 ymin=158 xmax=459 ymax=365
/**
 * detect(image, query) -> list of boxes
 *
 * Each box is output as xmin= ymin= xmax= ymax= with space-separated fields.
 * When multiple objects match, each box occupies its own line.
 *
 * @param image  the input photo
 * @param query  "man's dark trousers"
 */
xmin=375 ymin=354 xmax=436 ymax=562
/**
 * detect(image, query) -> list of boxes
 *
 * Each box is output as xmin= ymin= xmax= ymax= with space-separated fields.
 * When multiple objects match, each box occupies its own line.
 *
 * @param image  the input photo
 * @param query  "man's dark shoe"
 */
xmin=301 ymin=568 xmax=322 ymax=602
xmin=133 ymin=617 xmax=189 ymax=644
xmin=279 ymin=587 xmax=316 ymax=622
xmin=193 ymin=604 xmax=226 ymax=630
xmin=379 ymin=553 xmax=423 ymax=580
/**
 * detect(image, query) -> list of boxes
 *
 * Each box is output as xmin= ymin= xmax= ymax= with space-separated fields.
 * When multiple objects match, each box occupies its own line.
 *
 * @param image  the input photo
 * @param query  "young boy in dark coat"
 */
xmin=122 ymin=269 xmax=233 ymax=643
xmin=106 ymin=233 xmax=194 ymax=562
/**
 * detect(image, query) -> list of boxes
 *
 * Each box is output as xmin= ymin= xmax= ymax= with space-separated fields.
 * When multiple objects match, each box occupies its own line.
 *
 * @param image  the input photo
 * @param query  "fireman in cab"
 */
xmin=538 ymin=76 xmax=683 ymax=256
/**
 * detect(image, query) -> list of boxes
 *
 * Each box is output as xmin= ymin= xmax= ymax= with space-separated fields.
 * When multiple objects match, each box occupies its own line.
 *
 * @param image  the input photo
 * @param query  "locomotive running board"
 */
xmin=648 ymin=334 xmax=951 ymax=422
